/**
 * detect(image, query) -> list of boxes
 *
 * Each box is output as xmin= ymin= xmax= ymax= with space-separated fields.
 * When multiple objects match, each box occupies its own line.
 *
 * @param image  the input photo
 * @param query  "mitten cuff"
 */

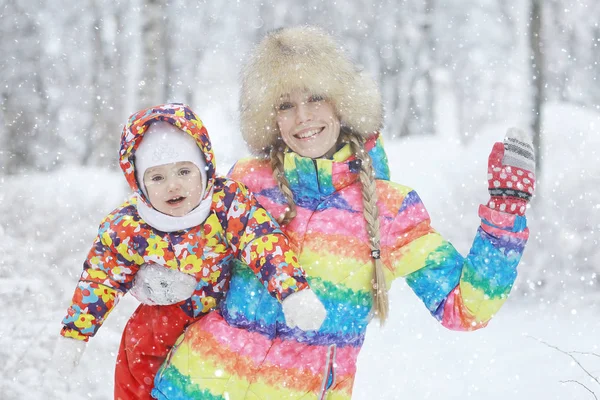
xmin=487 ymin=196 xmax=527 ymax=215
xmin=479 ymin=204 xmax=528 ymax=233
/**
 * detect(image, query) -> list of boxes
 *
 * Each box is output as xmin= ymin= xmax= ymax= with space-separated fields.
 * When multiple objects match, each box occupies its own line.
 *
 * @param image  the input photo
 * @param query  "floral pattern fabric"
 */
xmin=61 ymin=104 xmax=308 ymax=341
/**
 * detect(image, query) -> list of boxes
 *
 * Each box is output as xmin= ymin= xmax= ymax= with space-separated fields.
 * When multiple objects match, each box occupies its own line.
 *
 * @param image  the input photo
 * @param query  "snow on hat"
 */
xmin=134 ymin=121 xmax=207 ymax=198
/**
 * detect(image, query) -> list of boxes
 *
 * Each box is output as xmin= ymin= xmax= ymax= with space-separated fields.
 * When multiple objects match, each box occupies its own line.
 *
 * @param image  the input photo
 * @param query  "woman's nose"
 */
xmin=295 ymin=103 xmax=312 ymax=124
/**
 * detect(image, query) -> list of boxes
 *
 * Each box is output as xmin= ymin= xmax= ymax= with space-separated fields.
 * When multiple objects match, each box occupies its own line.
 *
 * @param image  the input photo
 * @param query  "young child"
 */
xmin=54 ymin=103 xmax=326 ymax=399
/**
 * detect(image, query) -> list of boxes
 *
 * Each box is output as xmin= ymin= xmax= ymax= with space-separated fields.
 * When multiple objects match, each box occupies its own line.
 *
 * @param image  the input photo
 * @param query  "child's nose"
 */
xmin=167 ymin=179 xmax=182 ymax=191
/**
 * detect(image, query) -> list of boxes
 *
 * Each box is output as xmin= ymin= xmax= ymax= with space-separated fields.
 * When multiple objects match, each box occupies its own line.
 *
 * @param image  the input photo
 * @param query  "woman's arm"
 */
xmin=388 ymin=132 xmax=534 ymax=331
xmin=388 ymin=192 xmax=527 ymax=330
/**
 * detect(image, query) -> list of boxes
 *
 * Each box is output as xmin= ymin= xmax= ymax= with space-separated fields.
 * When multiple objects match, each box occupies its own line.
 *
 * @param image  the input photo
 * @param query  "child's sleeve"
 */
xmin=61 ymin=220 xmax=140 ymax=341
xmin=220 ymin=181 xmax=309 ymax=302
xmin=386 ymin=190 xmax=528 ymax=331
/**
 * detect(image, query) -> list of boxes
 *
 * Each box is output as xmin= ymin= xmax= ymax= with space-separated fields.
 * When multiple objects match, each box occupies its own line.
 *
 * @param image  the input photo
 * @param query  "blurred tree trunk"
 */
xmin=547 ymin=0 xmax=568 ymax=102
xmin=84 ymin=0 xmax=109 ymax=166
xmin=79 ymin=1 xmax=126 ymax=168
xmin=0 ymin=1 xmax=46 ymax=174
xmin=379 ymin=0 xmax=435 ymax=139
xmin=415 ymin=0 xmax=435 ymax=137
xmin=530 ymin=0 xmax=544 ymax=172
xmin=137 ymin=0 xmax=167 ymax=108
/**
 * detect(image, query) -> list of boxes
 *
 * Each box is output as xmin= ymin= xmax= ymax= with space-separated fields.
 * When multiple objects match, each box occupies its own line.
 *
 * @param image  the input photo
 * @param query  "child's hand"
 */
xmin=129 ymin=263 xmax=197 ymax=305
xmin=54 ymin=336 xmax=87 ymax=377
xmin=282 ymin=288 xmax=327 ymax=331
xmin=487 ymin=128 xmax=536 ymax=215
xmin=41 ymin=336 xmax=86 ymax=394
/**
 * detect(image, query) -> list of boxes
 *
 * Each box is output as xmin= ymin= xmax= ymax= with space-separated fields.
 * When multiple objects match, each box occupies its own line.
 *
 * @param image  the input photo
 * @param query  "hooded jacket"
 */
xmin=61 ymin=104 xmax=309 ymax=341
xmin=151 ymin=136 xmax=529 ymax=399
xmin=151 ymin=27 xmax=529 ymax=399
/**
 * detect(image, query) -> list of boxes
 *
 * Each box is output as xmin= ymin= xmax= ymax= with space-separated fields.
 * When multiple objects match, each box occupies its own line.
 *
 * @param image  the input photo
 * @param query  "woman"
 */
xmin=146 ymin=26 xmax=535 ymax=399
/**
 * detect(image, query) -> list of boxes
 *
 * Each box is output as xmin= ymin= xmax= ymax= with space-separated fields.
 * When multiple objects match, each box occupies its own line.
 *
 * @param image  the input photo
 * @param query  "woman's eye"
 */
xmin=309 ymin=95 xmax=324 ymax=102
xmin=278 ymin=102 xmax=293 ymax=111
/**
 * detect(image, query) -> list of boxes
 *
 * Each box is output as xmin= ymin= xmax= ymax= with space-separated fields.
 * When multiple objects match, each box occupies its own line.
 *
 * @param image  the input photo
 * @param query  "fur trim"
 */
xmin=240 ymin=26 xmax=383 ymax=155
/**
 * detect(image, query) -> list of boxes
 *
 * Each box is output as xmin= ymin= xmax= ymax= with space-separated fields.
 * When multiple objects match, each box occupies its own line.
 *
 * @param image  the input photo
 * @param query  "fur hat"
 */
xmin=240 ymin=26 xmax=383 ymax=155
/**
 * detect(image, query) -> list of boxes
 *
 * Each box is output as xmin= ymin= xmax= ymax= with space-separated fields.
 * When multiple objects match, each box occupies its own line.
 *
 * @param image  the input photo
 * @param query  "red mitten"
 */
xmin=487 ymin=128 xmax=536 ymax=216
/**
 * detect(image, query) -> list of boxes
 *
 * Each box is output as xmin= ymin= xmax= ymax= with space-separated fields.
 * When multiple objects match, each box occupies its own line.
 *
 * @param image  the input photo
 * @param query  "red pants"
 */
xmin=114 ymin=303 xmax=196 ymax=400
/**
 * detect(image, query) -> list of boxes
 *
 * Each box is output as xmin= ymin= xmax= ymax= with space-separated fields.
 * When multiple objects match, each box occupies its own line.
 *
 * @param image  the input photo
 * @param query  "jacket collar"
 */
xmin=283 ymin=135 xmax=390 ymax=203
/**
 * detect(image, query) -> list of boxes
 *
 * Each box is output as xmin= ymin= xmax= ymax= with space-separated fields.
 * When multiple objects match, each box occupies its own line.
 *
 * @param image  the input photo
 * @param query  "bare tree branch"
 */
xmin=560 ymin=380 xmax=598 ymax=400
xmin=527 ymin=335 xmax=600 ymax=387
xmin=571 ymin=351 xmax=600 ymax=360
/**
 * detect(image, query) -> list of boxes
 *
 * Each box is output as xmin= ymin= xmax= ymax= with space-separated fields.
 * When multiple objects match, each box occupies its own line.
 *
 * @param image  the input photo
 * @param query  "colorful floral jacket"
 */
xmin=61 ymin=104 xmax=308 ymax=341
xmin=152 ymin=135 xmax=530 ymax=400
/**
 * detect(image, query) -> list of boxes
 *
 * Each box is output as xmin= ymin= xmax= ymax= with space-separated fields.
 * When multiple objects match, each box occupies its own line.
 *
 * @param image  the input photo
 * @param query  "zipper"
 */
xmin=313 ymin=159 xmax=321 ymax=195
xmin=318 ymin=344 xmax=336 ymax=399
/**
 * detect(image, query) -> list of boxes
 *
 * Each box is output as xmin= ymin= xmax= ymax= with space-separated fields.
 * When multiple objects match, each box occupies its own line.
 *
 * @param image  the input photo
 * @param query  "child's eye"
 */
xmin=308 ymin=95 xmax=324 ymax=103
xmin=277 ymin=102 xmax=293 ymax=111
xmin=179 ymin=168 xmax=191 ymax=176
xmin=151 ymin=175 xmax=164 ymax=182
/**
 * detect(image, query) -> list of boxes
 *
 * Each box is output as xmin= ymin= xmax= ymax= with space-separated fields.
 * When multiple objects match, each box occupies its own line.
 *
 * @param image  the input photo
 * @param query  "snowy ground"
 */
xmin=355 ymin=286 xmax=600 ymax=400
xmin=1 ymin=101 xmax=599 ymax=398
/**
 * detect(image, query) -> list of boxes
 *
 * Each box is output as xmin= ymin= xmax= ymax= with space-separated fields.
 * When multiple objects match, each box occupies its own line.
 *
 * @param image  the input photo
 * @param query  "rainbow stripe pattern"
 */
xmin=152 ymin=136 xmax=529 ymax=399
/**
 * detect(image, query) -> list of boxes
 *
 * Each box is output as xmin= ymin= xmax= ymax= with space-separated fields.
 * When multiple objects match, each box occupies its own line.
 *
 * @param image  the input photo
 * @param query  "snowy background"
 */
xmin=1 ymin=0 xmax=599 ymax=399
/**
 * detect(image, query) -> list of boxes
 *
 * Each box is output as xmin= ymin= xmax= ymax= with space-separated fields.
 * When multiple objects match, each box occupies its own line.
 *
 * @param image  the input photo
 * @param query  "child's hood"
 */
xmin=119 ymin=103 xmax=217 ymax=205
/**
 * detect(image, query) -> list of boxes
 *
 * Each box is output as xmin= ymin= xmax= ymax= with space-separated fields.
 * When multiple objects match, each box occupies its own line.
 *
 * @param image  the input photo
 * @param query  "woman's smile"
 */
xmin=294 ymin=127 xmax=325 ymax=140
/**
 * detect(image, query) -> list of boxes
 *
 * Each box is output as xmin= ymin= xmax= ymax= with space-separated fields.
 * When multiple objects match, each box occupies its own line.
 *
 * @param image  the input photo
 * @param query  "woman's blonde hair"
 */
xmin=269 ymin=131 xmax=389 ymax=322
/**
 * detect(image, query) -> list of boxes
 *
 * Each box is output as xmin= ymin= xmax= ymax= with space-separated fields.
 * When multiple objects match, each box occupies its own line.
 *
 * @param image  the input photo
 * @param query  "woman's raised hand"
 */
xmin=487 ymin=128 xmax=536 ymax=215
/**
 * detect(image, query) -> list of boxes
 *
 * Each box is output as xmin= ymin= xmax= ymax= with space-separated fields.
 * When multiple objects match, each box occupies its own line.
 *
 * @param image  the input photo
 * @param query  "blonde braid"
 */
xmin=269 ymin=145 xmax=297 ymax=225
xmin=347 ymin=133 xmax=389 ymax=323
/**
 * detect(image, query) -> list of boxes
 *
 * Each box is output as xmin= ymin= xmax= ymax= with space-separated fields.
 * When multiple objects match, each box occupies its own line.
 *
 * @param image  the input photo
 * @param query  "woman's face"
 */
xmin=276 ymin=90 xmax=341 ymax=159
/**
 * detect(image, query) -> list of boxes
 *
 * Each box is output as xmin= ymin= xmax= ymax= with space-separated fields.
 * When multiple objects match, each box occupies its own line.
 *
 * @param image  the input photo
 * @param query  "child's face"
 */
xmin=143 ymin=161 xmax=204 ymax=217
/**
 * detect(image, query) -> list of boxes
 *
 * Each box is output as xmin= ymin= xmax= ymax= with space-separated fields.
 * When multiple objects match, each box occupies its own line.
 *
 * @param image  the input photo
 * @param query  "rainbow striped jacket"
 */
xmin=152 ymin=136 xmax=529 ymax=399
